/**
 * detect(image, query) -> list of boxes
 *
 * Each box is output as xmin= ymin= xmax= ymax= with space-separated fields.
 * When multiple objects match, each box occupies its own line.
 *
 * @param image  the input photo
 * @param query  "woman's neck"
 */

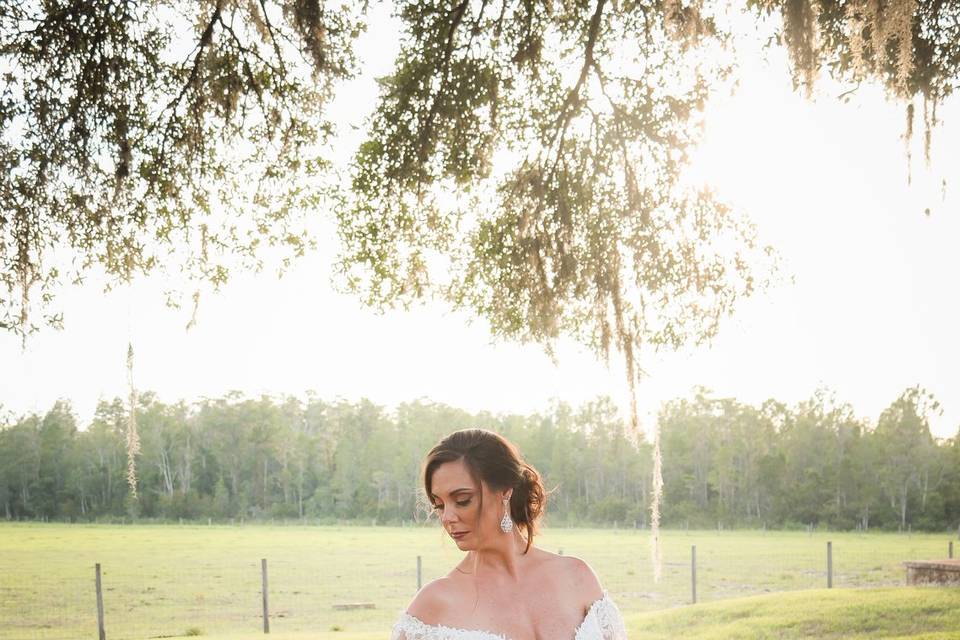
xmin=467 ymin=530 xmax=531 ymax=582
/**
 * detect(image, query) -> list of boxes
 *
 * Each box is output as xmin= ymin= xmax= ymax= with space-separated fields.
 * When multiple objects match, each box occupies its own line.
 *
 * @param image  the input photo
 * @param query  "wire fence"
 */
xmin=1 ymin=525 xmax=956 ymax=640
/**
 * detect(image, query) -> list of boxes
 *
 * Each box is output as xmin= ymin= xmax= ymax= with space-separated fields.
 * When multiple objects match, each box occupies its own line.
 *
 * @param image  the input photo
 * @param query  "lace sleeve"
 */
xmin=391 ymin=613 xmax=420 ymax=640
xmin=390 ymin=612 xmax=471 ymax=640
xmin=390 ymin=612 xmax=509 ymax=640
xmin=594 ymin=595 xmax=628 ymax=640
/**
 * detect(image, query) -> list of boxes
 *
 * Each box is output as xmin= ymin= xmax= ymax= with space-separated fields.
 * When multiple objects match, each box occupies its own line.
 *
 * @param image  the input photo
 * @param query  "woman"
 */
xmin=391 ymin=429 xmax=628 ymax=639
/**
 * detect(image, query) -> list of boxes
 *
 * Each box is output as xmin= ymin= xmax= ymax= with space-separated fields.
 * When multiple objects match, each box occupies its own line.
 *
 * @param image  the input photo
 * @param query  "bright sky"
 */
xmin=2 ymin=9 xmax=958 ymax=439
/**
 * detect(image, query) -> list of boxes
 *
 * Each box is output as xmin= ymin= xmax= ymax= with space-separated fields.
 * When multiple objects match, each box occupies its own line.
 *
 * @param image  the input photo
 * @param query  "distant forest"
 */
xmin=1 ymin=386 xmax=958 ymax=531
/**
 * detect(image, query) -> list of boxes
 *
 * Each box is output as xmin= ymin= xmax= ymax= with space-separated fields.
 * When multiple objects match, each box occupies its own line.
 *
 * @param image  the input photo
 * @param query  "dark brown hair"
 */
xmin=422 ymin=428 xmax=546 ymax=553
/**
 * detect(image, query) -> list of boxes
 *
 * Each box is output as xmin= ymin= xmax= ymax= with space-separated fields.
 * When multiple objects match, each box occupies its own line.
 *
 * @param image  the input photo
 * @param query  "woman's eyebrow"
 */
xmin=431 ymin=487 xmax=473 ymax=499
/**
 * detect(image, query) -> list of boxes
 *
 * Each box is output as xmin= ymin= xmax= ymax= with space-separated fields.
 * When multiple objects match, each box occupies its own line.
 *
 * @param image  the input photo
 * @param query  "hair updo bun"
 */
xmin=423 ymin=429 xmax=549 ymax=553
xmin=513 ymin=464 xmax=545 ymax=539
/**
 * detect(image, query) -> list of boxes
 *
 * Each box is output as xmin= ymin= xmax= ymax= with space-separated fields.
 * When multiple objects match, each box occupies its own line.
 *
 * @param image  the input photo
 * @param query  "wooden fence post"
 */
xmin=691 ymin=545 xmax=697 ymax=604
xmin=827 ymin=541 xmax=833 ymax=589
xmin=416 ymin=556 xmax=422 ymax=591
xmin=261 ymin=558 xmax=270 ymax=633
xmin=95 ymin=563 xmax=106 ymax=640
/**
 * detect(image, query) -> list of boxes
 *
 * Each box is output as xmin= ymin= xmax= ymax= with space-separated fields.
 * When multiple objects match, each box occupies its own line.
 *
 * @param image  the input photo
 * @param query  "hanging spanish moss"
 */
xmin=17 ymin=263 xmax=31 ymax=351
xmin=650 ymin=422 xmax=664 ymax=582
xmin=890 ymin=0 xmax=918 ymax=96
xmin=905 ymin=100 xmax=914 ymax=184
xmin=662 ymin=0 xmax=715 ymax=47
xmin=11 ymin=208 xmax=41 ymax=350
xmin=185 ymin=290 xmax=201 ymax=332
xmin=793 ymin=0 xmax=918 ymax=96
xmin=782 ymin=0 xmax=820 ymax=98
xmin=125 ymin=342 xmax=141 ymax=497
xmin=762 ymin=0 xmax=950 ymax=185
xmin=867 ymin=0 xmax=919 ymax=179
xmin=922 ymin=94 xmax=935 ymax=167
xmin=846 ymin=0 xmax=868 ymax=80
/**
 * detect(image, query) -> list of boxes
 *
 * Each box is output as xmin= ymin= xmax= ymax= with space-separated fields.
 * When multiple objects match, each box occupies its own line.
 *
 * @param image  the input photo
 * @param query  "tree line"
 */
xmin=1 ymin=386 xmax=957 ymax=531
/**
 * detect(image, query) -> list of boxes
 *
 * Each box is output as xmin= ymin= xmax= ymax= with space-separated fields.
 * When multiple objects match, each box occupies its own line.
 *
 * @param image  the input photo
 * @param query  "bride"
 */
xmin=391 ymin=429 xmax=628 ymax=639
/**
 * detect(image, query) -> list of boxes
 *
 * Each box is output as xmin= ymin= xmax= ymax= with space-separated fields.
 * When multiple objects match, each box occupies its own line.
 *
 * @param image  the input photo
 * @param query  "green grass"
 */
xmin=0 ymin=523 xmax=955 ymax=639
xmin=627 ymin=587 xmax=960 ymax=639
xmin=87 ymin=588 xmax=960 ymax=640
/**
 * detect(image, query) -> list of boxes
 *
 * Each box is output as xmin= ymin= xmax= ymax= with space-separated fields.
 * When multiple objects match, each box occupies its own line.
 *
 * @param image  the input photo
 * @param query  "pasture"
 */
xmin=1 ymin=523 xmax=955 ymax=639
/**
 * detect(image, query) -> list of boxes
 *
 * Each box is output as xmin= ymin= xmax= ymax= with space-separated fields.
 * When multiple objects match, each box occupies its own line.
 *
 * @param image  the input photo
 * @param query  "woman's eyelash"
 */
xmin=432 ymin=500 xmax=471 ymax=509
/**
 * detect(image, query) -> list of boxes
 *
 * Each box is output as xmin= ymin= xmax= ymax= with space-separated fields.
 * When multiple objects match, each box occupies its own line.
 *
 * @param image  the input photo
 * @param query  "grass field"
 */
xmin=629 ymin=587 xmax=960 ymax=639
xmin=1 ymin=523 xmax=955 ymax=640
xmin=174 ymin=588 xmax=960 ymax=640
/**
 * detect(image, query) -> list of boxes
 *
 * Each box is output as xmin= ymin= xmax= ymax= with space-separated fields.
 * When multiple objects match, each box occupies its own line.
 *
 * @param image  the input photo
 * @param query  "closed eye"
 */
xmin=432 ymin=500 xmax=471 ymax=510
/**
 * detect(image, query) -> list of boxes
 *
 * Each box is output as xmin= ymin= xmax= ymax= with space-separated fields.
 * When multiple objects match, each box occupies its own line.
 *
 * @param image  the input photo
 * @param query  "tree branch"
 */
xmin=543 ymin=0 xmax=607 ymax=157
xmin=416 ymin=0 xmax=470 ymax=165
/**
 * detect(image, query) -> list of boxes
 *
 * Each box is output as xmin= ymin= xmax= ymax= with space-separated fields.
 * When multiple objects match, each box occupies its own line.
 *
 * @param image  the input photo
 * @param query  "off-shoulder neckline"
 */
xmin=396 ymin=589 xmax=613 ymax=640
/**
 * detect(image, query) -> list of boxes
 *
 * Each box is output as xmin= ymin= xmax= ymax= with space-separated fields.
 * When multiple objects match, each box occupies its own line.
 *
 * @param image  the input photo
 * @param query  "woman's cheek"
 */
xmin=467 ymin=503 xmax=480 ymax=527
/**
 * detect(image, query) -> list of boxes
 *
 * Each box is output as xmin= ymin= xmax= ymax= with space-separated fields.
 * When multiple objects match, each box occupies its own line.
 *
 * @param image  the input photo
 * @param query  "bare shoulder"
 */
xmin=404 ymin=577 xmax=457 ymax=625
xmin=532 ymin=552 xmax=603 ymax=607
xmin=567 ymin=556 xmax=603 ymax=604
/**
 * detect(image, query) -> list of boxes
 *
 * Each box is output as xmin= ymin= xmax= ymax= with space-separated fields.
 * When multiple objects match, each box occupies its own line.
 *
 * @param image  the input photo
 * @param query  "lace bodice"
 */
xmin=389 ymin=590 xmax=628 ymax=640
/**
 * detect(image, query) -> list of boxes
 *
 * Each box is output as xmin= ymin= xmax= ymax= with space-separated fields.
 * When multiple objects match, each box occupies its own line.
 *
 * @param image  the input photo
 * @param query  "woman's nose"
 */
xmin=441 ymin=506 xmax=457 ymax=523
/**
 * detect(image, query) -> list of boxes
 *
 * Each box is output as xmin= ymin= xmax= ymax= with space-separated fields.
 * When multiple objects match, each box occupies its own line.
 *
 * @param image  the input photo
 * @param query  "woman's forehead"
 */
xmin=432 ymin=459 xmax=481 ymax=494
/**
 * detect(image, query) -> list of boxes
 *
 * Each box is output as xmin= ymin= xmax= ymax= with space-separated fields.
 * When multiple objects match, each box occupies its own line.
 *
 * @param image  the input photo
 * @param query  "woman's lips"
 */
xmin=451 ymin=531 xmax=468 ymax=540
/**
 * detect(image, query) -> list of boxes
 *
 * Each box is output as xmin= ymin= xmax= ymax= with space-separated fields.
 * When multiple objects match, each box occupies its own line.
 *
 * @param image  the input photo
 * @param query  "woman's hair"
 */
xmin=422 ymin=428 xmax=546 ymax=553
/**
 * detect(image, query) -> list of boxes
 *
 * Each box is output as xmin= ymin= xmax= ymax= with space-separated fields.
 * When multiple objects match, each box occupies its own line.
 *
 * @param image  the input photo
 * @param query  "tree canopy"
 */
xmin=3 ymin=0 xmax=957 ymax=395
xmin=1 ymin=387 xmax=956 ymax=530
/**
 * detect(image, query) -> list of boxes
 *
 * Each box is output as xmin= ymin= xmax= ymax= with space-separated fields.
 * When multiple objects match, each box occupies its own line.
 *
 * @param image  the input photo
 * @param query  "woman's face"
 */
xmin=430 ymin=458 xmax=508 ymax=550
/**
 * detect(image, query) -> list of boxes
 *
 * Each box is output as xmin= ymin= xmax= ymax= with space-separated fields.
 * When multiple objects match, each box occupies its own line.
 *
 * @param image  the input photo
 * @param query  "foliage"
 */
xmin=339 ymin=0 xmax=769 ymax=430
xmin=0 ymin=386 xmax=956 ymax=530
xmin=0 ymin=0 xmax=360 ymax=338
xmin=4 ymin=1 xmax=957 ymax=440
xmin=659 ymin=385 xmax=956 ymax=531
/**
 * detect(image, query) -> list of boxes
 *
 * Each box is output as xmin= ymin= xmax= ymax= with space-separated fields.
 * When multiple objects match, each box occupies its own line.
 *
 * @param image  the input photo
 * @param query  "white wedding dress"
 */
xmin=390 ymin=589 xmax=628 ymax=640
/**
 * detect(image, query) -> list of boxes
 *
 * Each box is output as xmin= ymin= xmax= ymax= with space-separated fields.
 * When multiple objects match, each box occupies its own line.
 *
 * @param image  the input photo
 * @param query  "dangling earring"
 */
xmin=500 ymin=497 xmax=514 ymax=533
